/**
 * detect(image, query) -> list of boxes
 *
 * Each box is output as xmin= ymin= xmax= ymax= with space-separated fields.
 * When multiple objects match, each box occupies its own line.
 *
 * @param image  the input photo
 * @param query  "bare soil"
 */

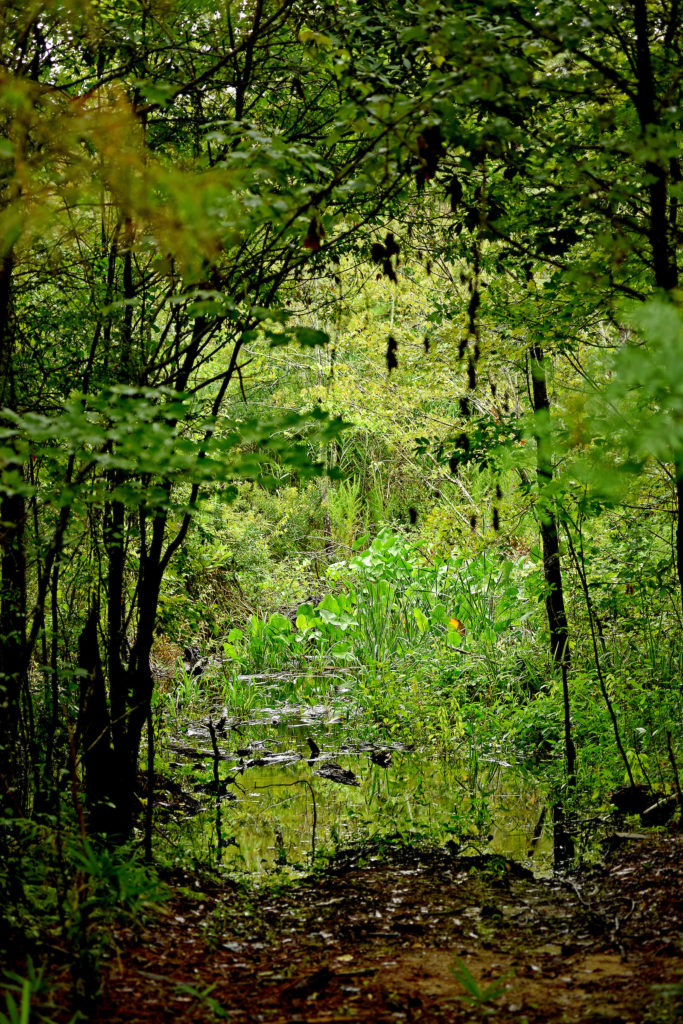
xmin=91 ymin=831 xmax=683 ymax=1024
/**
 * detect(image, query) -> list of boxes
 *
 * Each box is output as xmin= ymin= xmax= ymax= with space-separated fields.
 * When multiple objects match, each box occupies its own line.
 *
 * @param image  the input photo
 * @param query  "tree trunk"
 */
xmin=0 ymin=251 xmax=29 ymax=813
xmin=529 ymin=344 xmax=576 ymax=869
xmin=80 ymin=512 xmax=167 ymax=840
xmin=0 ymin=489 xmax=28 ymax=813
xmin=104 ymin=494 xmax=127 ymax=762
xmin=632 ymin=0 xmax=682 ymax=607
xmin=677 ymin=475 xmax=683 ymax=612
xmin=529 ymin=345 xmax=571 ymax=672
xmin=77 ymin=606 xmax=118 ymax=835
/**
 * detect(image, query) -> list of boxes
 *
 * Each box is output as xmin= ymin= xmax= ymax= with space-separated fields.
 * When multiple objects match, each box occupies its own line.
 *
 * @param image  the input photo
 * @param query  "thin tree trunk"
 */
xmin=529 ymin=344 xmax=576 ymax=868
xmin=77 ymin=607 xmax=119 ymax=835
xmin=0 ymin=490 xmax=28 ymax=811
xmin=677 ymin=476 xmax=683 ymax=613
xmin=0 ymin=251 xmax=29 ymax=813
xmin=104 ymin=494 xmax=127 ymax=758
xmin=529 ymin=345 xmax=571 ymax=674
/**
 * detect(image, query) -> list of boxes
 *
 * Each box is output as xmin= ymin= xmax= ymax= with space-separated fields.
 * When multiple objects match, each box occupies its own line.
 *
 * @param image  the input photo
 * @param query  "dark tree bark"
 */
xmin=677 ymin=475 xmax=683 ymax=612
xmin=0 ymin=489 xmax=28 ymax=812
xmin=0 ymin=251 xmax=29 ymax=813
xmin=529 ymin=344 xmax=576 ymax=869
xmin=104 ymin=494 xmax=127 ymax=761
xmin=529 ymin=345 xmax=571 ymax=673
xmin=77 ymin=606 xmax=120 ymax=835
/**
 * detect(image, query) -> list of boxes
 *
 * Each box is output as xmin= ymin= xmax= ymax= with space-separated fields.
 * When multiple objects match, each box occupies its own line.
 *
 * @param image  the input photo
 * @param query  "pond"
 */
xmin=157 ymin=678 xmax=554 ymax=879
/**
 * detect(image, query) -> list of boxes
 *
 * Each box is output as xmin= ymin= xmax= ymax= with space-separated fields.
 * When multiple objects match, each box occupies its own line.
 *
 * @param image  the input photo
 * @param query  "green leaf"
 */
xmin=134 ymin=79 xmax=176 ymax=106
xmin=291 ymin=326 xmax=329 ymax=347
xmin=266 ymin=613 xmax=292 ymax=634
xmin=413 ymin=607 xmax=430 ymax=633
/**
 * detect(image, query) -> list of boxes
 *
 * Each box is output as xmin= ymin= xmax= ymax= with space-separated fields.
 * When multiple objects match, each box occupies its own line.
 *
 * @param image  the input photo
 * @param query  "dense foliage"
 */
xmin=1 ymin=0 xmax=682 ymax=1013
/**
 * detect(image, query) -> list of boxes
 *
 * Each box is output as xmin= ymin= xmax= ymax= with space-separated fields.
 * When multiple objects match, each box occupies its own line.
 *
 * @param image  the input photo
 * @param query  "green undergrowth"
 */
xmin=158 ymin=530 xmax=682 ymax=809
xmin=0 ymin=820 xmax=168 ymax=1022
xmin=148 ymin=530 xmax=682 ymax=886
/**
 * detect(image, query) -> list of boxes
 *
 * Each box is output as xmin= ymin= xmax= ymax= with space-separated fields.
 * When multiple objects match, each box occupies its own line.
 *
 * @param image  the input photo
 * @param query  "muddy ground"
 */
xmin=88 ymin=831 xmax=683 ymax=1024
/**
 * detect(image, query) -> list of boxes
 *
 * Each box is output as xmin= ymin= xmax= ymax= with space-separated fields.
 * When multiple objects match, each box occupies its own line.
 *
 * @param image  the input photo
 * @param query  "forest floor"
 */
xmin=89 ymin=831 xmax=683 ymax=1024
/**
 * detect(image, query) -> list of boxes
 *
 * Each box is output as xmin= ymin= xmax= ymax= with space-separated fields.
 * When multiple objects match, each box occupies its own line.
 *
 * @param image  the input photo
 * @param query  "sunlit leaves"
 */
xmin=607 ymin=300 xmax=683 ymax=466
xmin=0 ymin=387 xmax=348 ymax=510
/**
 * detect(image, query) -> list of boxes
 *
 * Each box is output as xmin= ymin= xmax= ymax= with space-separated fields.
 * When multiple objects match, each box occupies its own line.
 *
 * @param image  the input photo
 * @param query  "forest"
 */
xmin=0 ymin=0 xmax=682 ymax=1021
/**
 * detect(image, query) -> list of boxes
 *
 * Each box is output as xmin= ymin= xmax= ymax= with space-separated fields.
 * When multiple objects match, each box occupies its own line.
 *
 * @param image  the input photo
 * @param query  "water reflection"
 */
xmin=162 ymin=705 xmax=552 ymax=878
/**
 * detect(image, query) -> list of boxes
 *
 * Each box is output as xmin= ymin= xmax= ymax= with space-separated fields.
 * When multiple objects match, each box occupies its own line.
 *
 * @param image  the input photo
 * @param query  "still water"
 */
xmin=161 ymin=692 xmax=553 ymax=879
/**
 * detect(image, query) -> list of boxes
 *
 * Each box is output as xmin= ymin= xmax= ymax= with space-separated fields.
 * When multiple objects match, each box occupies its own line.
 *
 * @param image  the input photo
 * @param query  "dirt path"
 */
xmin=98 ymin=833 xmax=682 ymax=1023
